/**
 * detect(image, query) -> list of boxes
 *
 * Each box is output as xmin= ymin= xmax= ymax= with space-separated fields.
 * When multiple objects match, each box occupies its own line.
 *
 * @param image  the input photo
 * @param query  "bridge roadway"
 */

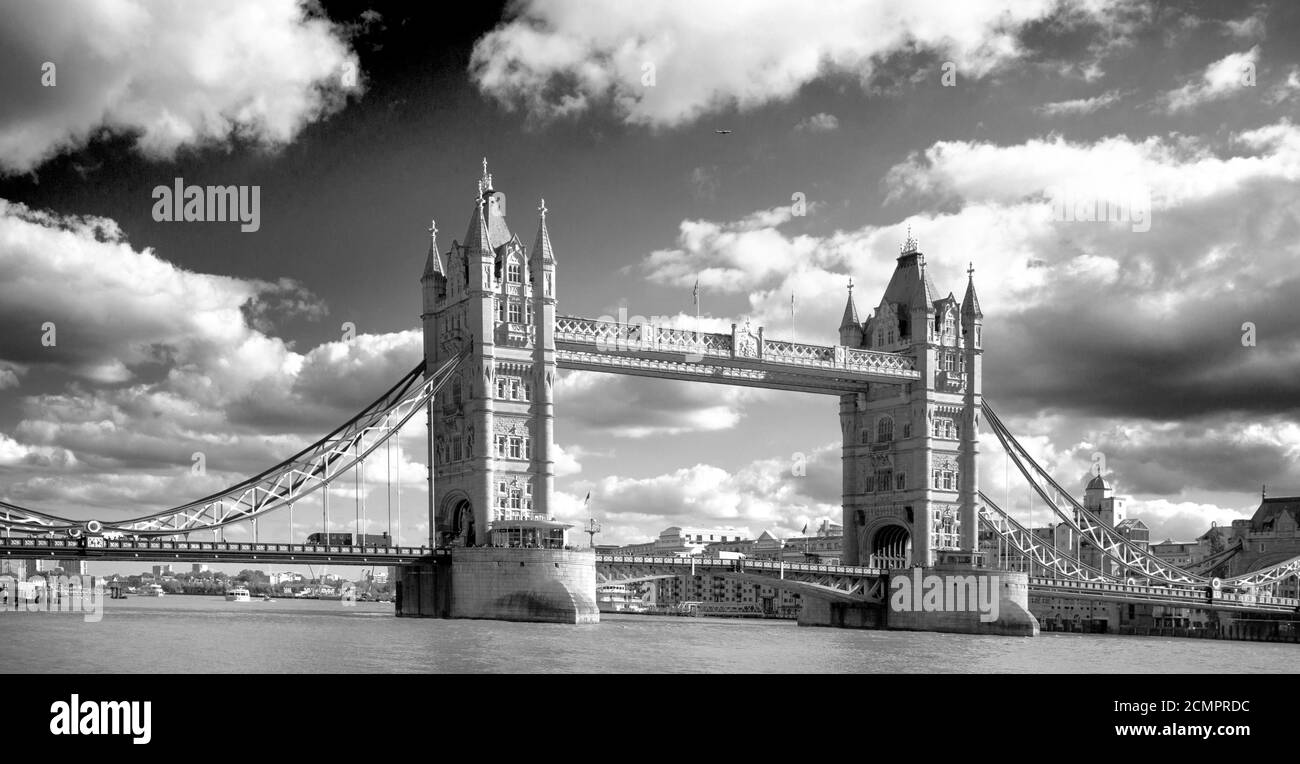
xmin=0 ymin=536 xmax=438 ymax=566
xmin=5 ymin=537 xmax=1296 ymax=615
xmin=1027 ymin=576 xmax=1300 ymax=614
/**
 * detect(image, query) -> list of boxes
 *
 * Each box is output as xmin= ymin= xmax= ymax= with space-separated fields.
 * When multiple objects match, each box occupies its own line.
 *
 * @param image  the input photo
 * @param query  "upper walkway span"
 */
xmin=555 ymin=315 xmax=919 ymax=394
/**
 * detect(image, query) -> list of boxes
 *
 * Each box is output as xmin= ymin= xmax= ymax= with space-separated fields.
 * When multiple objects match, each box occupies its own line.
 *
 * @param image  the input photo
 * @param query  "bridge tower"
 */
xmin=420 ymin=160 xmax=565 ymax=549
xmin=839 ymin=234 xmax=983 ymax=568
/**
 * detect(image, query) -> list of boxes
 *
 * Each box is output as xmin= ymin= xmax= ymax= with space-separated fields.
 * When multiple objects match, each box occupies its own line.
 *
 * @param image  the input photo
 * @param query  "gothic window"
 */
xmin=509 ymin=437 xmax=522 ymax=459
xmin=508 ymin=300 xmax=522 ymax=323
xmin=452 ymin=378 xmax=463 ymax=406
xmin=452 ymin=439 xmax=463 ymax=462
xmin=902 ymin=423 xmax=911 ymax=439
xmin=877 ymin=416 xmax=894 ymax=443
xmin=495 ymin=297 xmax=504 ymax=321
xmin=860 ymin=429 xmax=870 ymax=445
xmin=933 ymin=469 xmax=941 ymax=488
xmin=496 ymin=378 xmax=507 ymax=398
xmin=495 ymin=435 xmax=507 ymax=458
xmin=523 ymin=382 xmax=532 ymax=400
xmin=896 ymin=473 xmax=906 ymax=490
xmin=507 ymin=258 xmax=522 ymax=283
xmin=876 ymin=469 xmax=893 ymax=492
xmin=942 ymin=471 xmax=954 ymax=490
xmin=525 ymin=299 xmax=533 ymax=324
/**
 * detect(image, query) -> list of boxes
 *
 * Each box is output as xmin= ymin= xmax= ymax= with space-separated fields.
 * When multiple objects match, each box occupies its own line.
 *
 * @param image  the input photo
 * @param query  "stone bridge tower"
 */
xmin=838 ymin=234 xmax=983 ymax=568
xmin=420 ymin=160 xmax=563 ymax=549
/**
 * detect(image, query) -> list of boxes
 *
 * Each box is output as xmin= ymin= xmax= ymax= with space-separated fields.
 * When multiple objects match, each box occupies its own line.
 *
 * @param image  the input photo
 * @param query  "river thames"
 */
xmin=0 ymin=596 xmax=1295 ymax=673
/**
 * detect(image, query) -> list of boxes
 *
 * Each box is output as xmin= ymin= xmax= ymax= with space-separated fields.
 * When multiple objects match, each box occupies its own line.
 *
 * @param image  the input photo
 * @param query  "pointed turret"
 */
xmin=422 ymin=219 xmax=446 ymax=280
xmin=421 ymin=219 xmax=446 ymax=313
xmin=531 ymin=198 xmax=555 ymax=264
xmin=463 ymin=192 xmax=491 ymax=257
xmin=961 ymin=262 xmax=983 ymax=320
xmin=839 ymin=278 xmax=862 ymax=346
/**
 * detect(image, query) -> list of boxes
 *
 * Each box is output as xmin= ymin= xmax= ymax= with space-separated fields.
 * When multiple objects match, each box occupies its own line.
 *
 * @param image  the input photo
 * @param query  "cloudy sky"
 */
xmin=1 ymin=0 xmax=1298 ymax=572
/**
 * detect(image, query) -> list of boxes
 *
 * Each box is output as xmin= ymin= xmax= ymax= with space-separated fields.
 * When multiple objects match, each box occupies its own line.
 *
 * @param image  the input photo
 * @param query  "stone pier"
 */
xmin=396 ymin=547 xmax=599 ymax=624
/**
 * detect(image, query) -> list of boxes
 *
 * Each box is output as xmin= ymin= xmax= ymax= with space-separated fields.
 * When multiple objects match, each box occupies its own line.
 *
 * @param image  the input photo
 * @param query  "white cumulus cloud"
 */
xmin=0 ymin=0 xmax=363 ymax=175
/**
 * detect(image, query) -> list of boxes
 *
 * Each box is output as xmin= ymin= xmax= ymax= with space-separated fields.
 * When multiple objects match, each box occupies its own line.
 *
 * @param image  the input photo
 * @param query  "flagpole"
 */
xmin=791 ymin=291 xmax=796 ymax=344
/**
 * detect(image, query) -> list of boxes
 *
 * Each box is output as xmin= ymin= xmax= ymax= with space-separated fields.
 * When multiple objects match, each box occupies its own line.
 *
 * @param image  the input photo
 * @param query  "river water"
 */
xmin=0 ymin=596 xmax=1294 ymax=673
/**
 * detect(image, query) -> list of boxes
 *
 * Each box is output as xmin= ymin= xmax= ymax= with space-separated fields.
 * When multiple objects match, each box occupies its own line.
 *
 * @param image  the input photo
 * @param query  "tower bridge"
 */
xmin=3 ymin=160 xmax=1299 ymax=636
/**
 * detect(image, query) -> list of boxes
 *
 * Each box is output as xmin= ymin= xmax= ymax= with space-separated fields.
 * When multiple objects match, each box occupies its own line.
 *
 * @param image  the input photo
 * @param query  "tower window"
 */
xmin=508 ymin=300 xmax=521 ymax=323
xmin=507 ymin=259 xmax=522 ymax=283
xmin=877 ymin=416 xmax=894 ymax=443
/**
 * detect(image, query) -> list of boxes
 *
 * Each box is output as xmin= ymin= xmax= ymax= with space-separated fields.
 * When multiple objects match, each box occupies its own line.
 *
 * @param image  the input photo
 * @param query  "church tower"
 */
xmin=839 ymin=232 xmax=982 ymax=568
xmin=421 ymin=160 xmax=566 ymax=549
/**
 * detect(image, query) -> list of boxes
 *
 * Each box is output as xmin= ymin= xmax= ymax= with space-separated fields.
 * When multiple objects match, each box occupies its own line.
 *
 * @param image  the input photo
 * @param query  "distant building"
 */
xmin=1229 ymin=495 xmax=1300 ymax=573
xmin=649 ymin=575 xmax=801 ymax=616
xmin=192 ymin=563 xmax=209 ymax=574
xmin=1150 ymin=540 xmax=1197 ymax=567
xmin=152 ymin=564 xmax=174 ymax=577
xmin=616 ymin=526 xmax=751 ymax=557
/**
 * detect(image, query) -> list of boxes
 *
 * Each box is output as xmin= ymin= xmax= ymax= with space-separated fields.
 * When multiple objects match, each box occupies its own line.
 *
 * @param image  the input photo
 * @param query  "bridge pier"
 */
xmin=397 ymin=548 xmax=599 ymax=624
xmin=882 ymin=566 xmax=1038 ymax=637
xmin=796 ymin=598 xmax=883 ymax=629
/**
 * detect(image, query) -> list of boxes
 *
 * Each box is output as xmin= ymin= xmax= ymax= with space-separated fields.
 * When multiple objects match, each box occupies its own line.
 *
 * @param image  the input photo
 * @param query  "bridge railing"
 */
xmin=0 ymin=537 xmax=436 ymax=558
xmin=1028 ymin=576 xmax=1299 ymax=610
xmin=595 ymin=554 xmax=884 ymax=577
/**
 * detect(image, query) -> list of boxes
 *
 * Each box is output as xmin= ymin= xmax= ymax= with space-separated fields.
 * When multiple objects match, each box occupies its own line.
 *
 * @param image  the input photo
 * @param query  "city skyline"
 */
xmin=1 ymin=0 xmax=1299 ymax=558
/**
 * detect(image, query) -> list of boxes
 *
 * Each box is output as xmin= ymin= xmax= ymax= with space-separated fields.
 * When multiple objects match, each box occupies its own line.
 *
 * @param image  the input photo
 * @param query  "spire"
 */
xmin=962 ymin=261 xmax=983 ymax=319
xmin=464 ymin=193 xmax=491 ymax=256
xmin=481 ymin=156 xmax=493 ymax=193
xmin=532 ymin=198 xmax=555 ymax=264
xmin=839 ymin=277 xmax=859 ymax=329
xmin=422 ymin=219 xmax=445 ymax=280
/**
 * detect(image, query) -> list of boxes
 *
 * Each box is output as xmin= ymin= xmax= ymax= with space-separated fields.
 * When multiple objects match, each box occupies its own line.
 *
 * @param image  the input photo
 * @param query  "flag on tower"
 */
xmin=801 ymin=522 xmax=808 ymax=535
xmin=692 ymin=280 xmax=699 ymax=306
xmin=583 ymin=491 xmax=591 ymax=505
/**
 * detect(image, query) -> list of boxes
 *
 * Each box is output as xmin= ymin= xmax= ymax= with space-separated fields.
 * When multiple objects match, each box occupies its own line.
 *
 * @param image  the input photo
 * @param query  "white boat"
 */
xmin=596 ymin=584 xmax=648 ymax=614
xmin=141 ymin=584 xmax=165 ymax=597
xmin=224 ymin=587 xmax=251 ymax=602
